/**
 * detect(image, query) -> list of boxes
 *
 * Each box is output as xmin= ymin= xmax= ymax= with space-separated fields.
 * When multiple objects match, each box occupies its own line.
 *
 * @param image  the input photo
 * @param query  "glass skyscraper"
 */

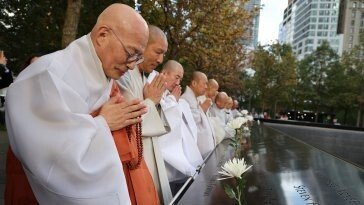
xmin=280 ymin=0 xmax=343 ymax=59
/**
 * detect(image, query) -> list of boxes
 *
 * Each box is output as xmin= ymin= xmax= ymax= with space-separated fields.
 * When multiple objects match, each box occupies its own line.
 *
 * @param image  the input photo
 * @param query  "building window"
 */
xmin=352 ymin=11 xmax=356 ymax=19
xmin=318 ymin=24 xmax=329 ymax=29
xmin=319 ymin=17 xmax=330 ymax=23
xmin=353 ymin=2 xmax=357 ymax=8
xmin=351 ymin=19 xmax=356 ymax=26
xmin=320 ymin=3 xmax=331 ymax=9
xmin=305 ymin=39 xmax=314 ymax=44
xmin=350 ymin=27 xmax=355 ymax=33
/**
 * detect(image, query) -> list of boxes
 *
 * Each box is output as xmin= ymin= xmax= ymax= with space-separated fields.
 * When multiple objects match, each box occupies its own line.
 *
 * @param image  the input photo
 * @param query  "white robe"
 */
xmin=231 ymin=109 xmax=242 ymax=118
xmin=181 ymin=86 xmax=215 ymax=158
xmin=209 ymin=104 xmax=235 ymax=144
xmin=158 ymin=90 xmax=203 ymax=182
xmin=5 ymin=35 xmax=130 ymax=204
xmin=117 ymin=68 xmax=172 ymax=203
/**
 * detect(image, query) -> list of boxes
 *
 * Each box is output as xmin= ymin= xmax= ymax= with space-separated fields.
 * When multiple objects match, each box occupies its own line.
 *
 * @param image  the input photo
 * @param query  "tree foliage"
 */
xmin=341 ymin=33 xmax=364 ymax=126
xmin=296 ymin=41 xmax=341 ymax=121
xmin=140 ymin=0 xmax=256 ymax=95
xmin=251 ymin=43 xmax=297 ymax=114
xmin=0 ymin=0 xmax=67 ymax=73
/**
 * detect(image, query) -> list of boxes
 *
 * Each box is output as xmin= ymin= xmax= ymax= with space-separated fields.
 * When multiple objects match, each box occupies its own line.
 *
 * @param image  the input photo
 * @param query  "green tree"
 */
xmin=297 ymin=41 xmax=340 ymax=122
xmin=140 ymin=0 xmax=256 ymax=95
xmin=251 ymin=43 xmax=297 ymax=116
xmin=341 ymin=33 xmax=364 ymax=127
xmin=0 ymin=0 xmax=67 ymax=73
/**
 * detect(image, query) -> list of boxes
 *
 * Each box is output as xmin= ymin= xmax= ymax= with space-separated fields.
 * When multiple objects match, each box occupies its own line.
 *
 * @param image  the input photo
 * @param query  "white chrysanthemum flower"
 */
xmin=218 ymin=158 xmax=252 ymax=180
xmin=228 ymin=117 xmax=248 ymax=129
xmin=246 ymin=115 xmax=254 ymax=121
xmin=241 ymin=110 xmax=249 ymax=116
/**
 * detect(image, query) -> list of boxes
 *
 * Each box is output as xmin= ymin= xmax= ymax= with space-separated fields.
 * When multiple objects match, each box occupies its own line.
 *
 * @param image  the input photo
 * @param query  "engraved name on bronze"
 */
xmin=293 ymin=185 xmax=319 ymax=205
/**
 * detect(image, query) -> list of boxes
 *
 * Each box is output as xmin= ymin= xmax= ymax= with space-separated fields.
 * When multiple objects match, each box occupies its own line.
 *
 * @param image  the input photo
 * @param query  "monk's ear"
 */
xmin=191 ymin=80 xmax=197 ymax=87
xmin=94 ymin=26 xmax=110 ymax=48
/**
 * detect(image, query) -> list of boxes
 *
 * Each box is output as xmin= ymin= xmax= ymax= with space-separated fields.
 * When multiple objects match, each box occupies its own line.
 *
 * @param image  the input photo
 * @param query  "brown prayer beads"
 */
xmin=125 ymin=121 xmax=143 ymax=170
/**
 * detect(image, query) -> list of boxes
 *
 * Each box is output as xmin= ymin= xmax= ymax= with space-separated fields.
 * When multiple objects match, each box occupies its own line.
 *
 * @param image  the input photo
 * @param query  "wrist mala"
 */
xmin=125 ymin=121 xmax=143 ymax=170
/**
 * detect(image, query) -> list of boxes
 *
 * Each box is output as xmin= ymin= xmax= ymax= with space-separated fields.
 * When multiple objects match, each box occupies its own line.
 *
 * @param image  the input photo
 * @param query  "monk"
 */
xmin=5 ymin=4 xmax=158 ymax=205
xmin=156 ymin=60 xmax=203 ymax=194
xmin=209 ymin=92 xmax=235 ymax=144
xmin=117 ymin=25 xmax=172 ymax=203
xmin=181 ymin=71 xmax=216 ymax=158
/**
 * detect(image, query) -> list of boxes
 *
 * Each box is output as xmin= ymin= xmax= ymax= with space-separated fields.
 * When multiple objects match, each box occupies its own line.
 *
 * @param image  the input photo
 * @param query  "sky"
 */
xmin=258 ymin=0 xmax=288 ymax=45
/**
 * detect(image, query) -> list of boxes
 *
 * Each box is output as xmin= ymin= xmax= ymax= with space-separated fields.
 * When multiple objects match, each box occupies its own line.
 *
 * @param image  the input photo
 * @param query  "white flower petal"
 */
xmin=219 ymin=158 xmax=253 ymax=179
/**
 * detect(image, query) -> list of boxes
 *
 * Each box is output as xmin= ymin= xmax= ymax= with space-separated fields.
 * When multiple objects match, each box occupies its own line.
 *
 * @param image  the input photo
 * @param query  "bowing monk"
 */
xmin=117 ymin=25 xmax=172 ymax=204
xmin=181 ymin=72 xmax=216 ymax=158
xmin=5 ymin=3 xmax=158 ymax=205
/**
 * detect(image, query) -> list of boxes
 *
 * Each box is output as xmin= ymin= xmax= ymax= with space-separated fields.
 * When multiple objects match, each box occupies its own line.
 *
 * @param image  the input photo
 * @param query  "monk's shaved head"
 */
xmin=162 ymin=60 xmax=183 ymax=73
xmin=208 ymin=79 xmax=219 ymax=89
xmin=190 ymin=71 xmax=207 ymax=85
xmin=90 ymin=3 xmax=149 ymax=79
xmin=206 ymin=79 xmax=219 ymax=100
xmin=189 ymin=71 xmax=208 ymax=97
xmin=216 ymin=92 xmax=228 ymax=101
xmin=215 ymin=92 xmax=228 ymax=109
xmin=148 ymin=25 xmax=167 ymax=45
xmin=162 ymin=60 xmax=184 ymax=91
xmin=91 ymin=4 xmax=148 ymax=44
xmin=226 ymin=97 xmax=233 ymax=109
xmin=138 ymin=25 xmax=168 ymax=73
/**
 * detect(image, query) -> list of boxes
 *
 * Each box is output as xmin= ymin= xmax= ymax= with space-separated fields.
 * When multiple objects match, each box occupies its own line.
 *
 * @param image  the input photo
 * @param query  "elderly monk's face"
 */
xmin=194 ymin=76 xmax=208 ymax=97
xmin=216 ymin=95 xmax=227 ymax=109
xmin=165 ymin=69 xmax=183 ymax=91
xmin=101 ymin=27 xmax=147 ymax=79
xmin=140 ymin=36 xmax=168 ymax=74
xmin=206 ymin=83 xmax=219 ymax=99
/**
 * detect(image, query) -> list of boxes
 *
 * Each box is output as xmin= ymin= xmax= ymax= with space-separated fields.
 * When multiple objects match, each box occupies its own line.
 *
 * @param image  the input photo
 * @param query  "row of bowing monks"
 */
xmin=4 ymin=3 xmax=244 ymax=205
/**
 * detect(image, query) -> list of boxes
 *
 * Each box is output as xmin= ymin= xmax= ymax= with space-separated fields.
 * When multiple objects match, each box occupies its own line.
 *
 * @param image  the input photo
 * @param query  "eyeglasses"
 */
xmin=109 ymin=28 xmax=144 ymax=65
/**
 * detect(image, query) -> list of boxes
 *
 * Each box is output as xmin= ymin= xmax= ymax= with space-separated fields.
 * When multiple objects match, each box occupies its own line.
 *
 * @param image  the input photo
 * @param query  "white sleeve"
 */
xmin=117 ymin=71 xmax=136 ymax=102
xmin=6 ymin=71 xmax=130 ymax=204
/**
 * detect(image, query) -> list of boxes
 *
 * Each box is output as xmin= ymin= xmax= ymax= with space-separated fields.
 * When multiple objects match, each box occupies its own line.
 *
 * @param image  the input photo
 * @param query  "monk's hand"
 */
xmin=200 ymin=98 xmax=212 ymax=113
xmin=99 ymin=95 xmax=147 ymax=131
xmin=143 ymin=73 xmax=166 ymax=104
xmin=171 ymin=85 xmax=181 ymax=101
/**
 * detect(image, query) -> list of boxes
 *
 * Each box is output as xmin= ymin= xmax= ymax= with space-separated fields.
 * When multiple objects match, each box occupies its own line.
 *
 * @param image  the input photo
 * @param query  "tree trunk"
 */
xmin=62 ymin=0 xmax=82 ymax=48
xmin=356 ymin=109 xmax=361 ymax=127
xmin=273 ymin=100 xmax=278 ymax=119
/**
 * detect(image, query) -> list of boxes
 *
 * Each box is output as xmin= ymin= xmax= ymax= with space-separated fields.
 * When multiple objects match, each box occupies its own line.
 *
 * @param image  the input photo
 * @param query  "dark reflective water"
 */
xmin=178 ymin=124 xmax=364 ymax=205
